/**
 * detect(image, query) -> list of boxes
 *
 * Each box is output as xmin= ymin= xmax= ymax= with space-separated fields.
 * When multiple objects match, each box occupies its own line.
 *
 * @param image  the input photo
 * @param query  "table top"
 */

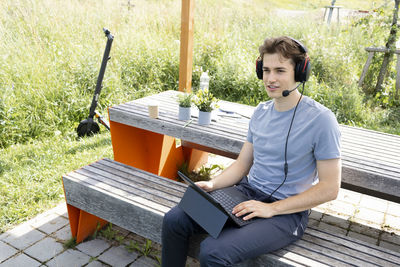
xmin=109 ymin=90 xmax=400 ymax=201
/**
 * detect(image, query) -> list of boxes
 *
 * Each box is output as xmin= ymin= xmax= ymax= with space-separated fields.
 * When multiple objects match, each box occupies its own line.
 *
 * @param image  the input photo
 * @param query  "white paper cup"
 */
xmin=148 ymin=101 xmax=159 ymax=119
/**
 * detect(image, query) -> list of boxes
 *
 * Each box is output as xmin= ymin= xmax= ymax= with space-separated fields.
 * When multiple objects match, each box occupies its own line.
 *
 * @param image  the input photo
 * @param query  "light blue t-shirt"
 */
xmin=247 ymin=96 xmax=341 ymax=200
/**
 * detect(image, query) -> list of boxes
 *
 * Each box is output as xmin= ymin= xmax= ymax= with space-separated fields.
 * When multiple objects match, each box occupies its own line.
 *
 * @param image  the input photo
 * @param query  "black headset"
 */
xmin=256 ymin=37 xmax=311 ymax=83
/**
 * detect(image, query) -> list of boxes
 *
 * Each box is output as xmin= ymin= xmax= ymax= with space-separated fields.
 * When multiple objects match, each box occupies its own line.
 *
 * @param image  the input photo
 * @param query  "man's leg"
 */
xmin=198 ymin=211 xmax=308 ymax=267
xmin=161 ymin=205 xmax=205 ymax=267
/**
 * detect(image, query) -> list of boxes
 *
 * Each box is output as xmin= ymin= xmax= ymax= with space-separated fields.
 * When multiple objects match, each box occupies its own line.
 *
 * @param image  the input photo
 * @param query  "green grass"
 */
xmin=0 ymin=0 xmax=399 ymax=233
xmin=0 ymin=131 xmax=113 ymax=233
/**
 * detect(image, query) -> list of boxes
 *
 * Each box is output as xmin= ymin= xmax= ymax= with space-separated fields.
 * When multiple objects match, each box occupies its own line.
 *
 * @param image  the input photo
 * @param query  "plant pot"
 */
xmin=198 ymin=111 xmax=212 ymax=125
xmin=178 ymin=106 xmax=191 ymax=121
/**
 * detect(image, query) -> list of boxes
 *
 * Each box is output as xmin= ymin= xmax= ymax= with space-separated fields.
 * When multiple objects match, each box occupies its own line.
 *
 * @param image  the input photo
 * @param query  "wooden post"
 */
xmin=359 ymin=51 xmax=375 ymax=87
xmin=179 ymin=0 xmax=195 ymax=92
xmin=396 ymin=54 xmax=400 ymax=98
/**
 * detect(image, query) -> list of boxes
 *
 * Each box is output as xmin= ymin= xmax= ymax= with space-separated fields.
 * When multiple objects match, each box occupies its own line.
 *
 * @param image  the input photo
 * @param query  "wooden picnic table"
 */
xmin=108 ymin=90 xmax=400 ymax=202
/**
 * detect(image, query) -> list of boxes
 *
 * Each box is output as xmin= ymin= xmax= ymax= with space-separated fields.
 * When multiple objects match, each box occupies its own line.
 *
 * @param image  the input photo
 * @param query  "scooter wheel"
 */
xmin=77 ymin=118 xmax=100 ymax=137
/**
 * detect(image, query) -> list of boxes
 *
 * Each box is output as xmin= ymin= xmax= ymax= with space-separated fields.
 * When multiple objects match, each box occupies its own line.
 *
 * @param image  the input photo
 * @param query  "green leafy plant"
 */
xmin=178 ymin=161 xmax=224 ymax=182
xmin=63 ymin=237 xmax=77 ymax=249
xmin=178 ymin=93 xmax=193 ymax=108
xmin=125 ymin=239 xmax=154 ymax=257
xmin=177 ymin=92 xmax=193 ymax=107
xmin=193 ymin=89 xmax=219 ymax=112
xmin=99 ymin=223 xmax=116 ymax=240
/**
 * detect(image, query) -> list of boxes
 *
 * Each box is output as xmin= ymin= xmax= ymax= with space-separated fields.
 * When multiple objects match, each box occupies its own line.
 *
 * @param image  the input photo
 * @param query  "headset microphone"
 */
xmin=282 ymin=82 xmax=302 ymax=97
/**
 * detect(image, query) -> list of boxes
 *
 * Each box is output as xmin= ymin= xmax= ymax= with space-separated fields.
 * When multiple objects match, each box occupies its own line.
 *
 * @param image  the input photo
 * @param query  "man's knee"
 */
xmin=162 ymin=206 xmax=195 ymax=236
xmin=199 ymin=238 xmax=231 ymax=266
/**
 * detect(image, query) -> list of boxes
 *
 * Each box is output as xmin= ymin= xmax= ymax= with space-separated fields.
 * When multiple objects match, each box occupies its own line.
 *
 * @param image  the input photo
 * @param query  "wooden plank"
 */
xmin=89 ymin=160 xmax=187 ymax=195
xmin=74 ymin=167 xmax=183 ymax=205
xmin=359 ymin=51 xmax=374 ymax=86
xmin=300 ymin=234 xmax=396 ymax=266
xmin=178 ymin=0 xmax=195 ymax=92
xmin=99 ymin=158 xmax=187 ymax=192
xmin=283 ymin=243 xmax=357 ymax=266
xmin=271 ymin=249 xmax=331 ymax=267
xmin=365 ymin=46 xmax=400 ymax=54
xmin=306 ymin=227 xmax=400 ymax=264
xmin=65 ymin=172 xmax=175 ymax=214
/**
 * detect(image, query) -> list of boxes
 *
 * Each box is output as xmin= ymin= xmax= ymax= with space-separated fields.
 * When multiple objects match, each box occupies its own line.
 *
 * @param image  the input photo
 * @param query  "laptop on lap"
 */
xmin=177 ymin=171 xmax=254 ymax=238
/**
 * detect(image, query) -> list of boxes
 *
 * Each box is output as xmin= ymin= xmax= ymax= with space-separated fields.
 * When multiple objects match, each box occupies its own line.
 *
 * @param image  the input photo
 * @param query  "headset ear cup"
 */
xmin=256 ymin=59 xmax=263 ymax=80
xmin=295 ymin=57 xmax=311 ymax=82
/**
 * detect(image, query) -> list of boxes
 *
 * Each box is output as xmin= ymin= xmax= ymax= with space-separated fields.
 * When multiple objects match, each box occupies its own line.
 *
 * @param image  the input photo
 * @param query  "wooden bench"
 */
xmin=63 ymin=158 xmax=400 ymax=267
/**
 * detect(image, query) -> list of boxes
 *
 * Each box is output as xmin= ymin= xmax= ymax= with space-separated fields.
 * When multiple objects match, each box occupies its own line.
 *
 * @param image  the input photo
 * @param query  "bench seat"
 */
xmin=62 ymin=158 xmax=400 ymax=267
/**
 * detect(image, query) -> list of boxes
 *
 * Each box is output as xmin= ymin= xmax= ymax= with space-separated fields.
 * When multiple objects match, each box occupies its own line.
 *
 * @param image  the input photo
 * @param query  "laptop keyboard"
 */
xmin=210 ymin=190 xmax=251 ymax=226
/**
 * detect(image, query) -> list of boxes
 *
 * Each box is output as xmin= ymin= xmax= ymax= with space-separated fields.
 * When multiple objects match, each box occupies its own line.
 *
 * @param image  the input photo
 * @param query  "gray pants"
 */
xmin=162 ymin=177 xmax=308 ymax=267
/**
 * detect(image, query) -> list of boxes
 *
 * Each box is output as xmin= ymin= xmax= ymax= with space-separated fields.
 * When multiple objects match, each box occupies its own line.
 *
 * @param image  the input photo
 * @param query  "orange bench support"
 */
xmin=64 ymin=120 xmax=209 ymax=243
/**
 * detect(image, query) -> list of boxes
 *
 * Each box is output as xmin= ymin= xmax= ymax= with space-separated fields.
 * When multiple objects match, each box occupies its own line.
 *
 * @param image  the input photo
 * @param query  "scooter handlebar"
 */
xmin=103 ymin=28 xmax=114 ymax=41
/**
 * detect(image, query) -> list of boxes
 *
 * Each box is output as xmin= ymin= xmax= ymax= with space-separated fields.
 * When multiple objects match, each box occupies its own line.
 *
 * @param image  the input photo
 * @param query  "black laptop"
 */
xmin=177 ymin=171 xmax=255 ymax=238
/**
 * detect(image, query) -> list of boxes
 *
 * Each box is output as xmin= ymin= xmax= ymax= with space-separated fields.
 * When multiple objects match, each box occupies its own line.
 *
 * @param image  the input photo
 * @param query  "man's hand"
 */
xmin=232 ymin=200 xmax=276 ymax=220
xmin=195 ymin=181 xmax=214 ymax=192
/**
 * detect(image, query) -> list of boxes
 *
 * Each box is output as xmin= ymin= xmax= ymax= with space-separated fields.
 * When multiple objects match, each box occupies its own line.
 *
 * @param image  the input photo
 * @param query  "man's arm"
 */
xmin=196 ymin=141 xmax=254 ymax=192
xmin=233 ymin=158 xmax=341 ymax=220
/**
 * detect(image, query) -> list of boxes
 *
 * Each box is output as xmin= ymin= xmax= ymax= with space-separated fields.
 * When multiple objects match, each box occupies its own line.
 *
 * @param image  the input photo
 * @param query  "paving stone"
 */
xmin=348 ymin=231 xmax=378 ymax=246
xmin=0 ymin=240 xmax=18 ymax=263
xmin=379 ymin=240 xmax=400 ymax=252
xmin=321 ymin=214 xmax=350 ymax=229
xmin=51 ymin=225 xmax=73 ymax=242
xmin=1 ymin=223 xmax=46 ymax=250
xmin=315 ymin=222 xmax=347 ymax=236
xmin=387 ymin=202 xmax=400 ymax=217
xmin=76 ymin=238 xmax=111 ymax=257
xmin=29 ymin=213 xmax=69 ymax=235
xmin=46 ymin=249 xmax=91 ymax=267
xmin=325 ymin=200 xmax=357 ymax=217
xmin=359 ymin=195 xmax=389 ymax=212
xmin=86 ymin=260 xmax=110 ymax=267
xmin=129 ymin=256 xmax=158 ymax=267
xmin=0 ymin=253 xmax=41 ymax=267
xmin=98 ymin=245 xmax=139 ymax=267
xmin=353 ymin=207 xmax=385 ymax=226
xmin=316 ymin=201 xmax=332 ymax=212
xmin=337 ymin=189 xmax=361 ymax=205
xmin=380 ymin=231 xmax=400 ymax=245
xmin=52 ymin=202 xmax=68 ymax=218
xmin=349 ymin=222 xmax=381 ymax=238
xmin=385 ymin=214 xmax=400 ymax=230
xmin=24 ymin=237 xmax=64 ymax=262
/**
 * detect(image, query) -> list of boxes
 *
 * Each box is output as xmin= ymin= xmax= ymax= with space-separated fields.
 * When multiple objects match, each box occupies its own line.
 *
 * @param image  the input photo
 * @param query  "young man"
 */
xmin=162 ymin=36 xmax=341 ymax=266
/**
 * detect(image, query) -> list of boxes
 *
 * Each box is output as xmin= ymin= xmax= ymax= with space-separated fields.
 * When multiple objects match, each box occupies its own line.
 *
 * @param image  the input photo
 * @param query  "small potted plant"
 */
xmin=193 ymin=89 xmax=219 ymax=125
xmin=177 ymin=92 xmax=193 ymax=121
